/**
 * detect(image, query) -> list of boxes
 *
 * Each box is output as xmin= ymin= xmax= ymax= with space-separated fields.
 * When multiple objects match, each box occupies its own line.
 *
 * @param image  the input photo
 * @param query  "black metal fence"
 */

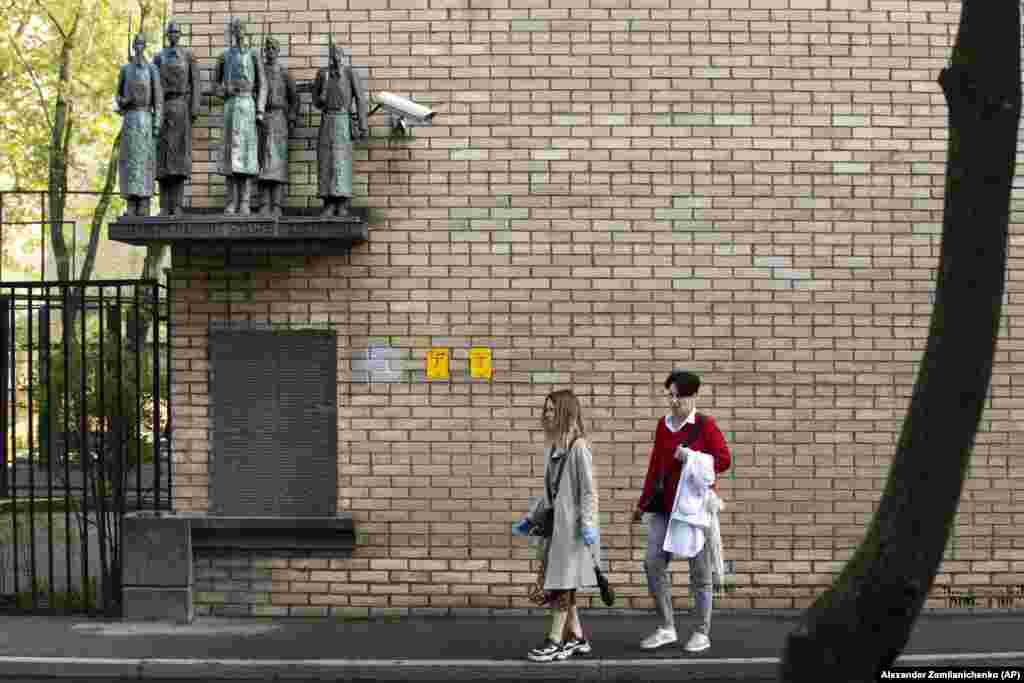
xmin=0 ymin=280 xmax=171 ymax=615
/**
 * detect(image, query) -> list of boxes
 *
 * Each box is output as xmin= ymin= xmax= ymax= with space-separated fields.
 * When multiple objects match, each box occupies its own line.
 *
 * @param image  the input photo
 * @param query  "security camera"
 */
xmin=369 ymin=92 xmax=436 ymax=133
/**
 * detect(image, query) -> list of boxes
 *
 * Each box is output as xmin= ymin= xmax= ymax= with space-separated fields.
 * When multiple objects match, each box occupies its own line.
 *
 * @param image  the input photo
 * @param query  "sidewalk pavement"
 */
xmin=0 ymin=611 xmax=1022 ymax=681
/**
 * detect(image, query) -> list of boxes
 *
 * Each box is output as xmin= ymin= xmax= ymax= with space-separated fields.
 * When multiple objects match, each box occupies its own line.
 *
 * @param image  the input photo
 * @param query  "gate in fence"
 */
xmin=0 ymin=279 xmax=171 ymax=615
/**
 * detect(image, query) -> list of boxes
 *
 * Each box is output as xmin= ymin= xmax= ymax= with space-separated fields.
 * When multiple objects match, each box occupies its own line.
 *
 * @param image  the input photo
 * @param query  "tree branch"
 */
xmin=78 ymin=130 xmax=120 ymax=281
xmin=8 ymin=20 xmax=54 ymax=131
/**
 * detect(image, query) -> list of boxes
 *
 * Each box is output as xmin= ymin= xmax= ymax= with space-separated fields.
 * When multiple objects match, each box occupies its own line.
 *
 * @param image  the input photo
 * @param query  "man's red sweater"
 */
xmin=636 ymin=413 xmax=731 ymax=515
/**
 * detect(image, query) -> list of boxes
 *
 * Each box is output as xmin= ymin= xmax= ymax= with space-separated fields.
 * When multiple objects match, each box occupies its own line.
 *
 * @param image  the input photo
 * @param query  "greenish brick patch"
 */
xmin=448 ymin=219 xmax=470 ymax=231
xmin=534 ymin=149 xmax=569 ymax=161
xmin=450 ymin=230 xmax=489 ymax=242
xmin=654 ymin=114 xmax=674 ymax=126
xmin=449 ymin=207 xmax=491 ymax=219
xmin=755 ymin=256 xmax=790 ymax=268
xmin=672 ymin=221 xmax=716 ymax=232
xmin=531 ymin=372 xmax=563 ymax=384
xmin=833 ymin=115 xmax=868 ymax=127
xmin=774 ymin=268 xmax=812 ymax=280
xmin=195 ymin=592 xmax=227 ymax=604
xmin=497 ymin=195 xmax=512 ymax=208
xmin=673 ymin=278 xmax=711 ymax=289
xmin=714 ymin=114 xmax=753 ymax=126
xmin=596 ymin=114 xmax=627 ymax=126
xmin=656 ymin=208 xmax=694 ymax=220
xmin=493 ymin=230 xmax=515 ymax=243
xmin=606 ymin=222 xmax=628 ymax=232
xmin=674 ymin=114 xmax=713 ymax=126
xmin=492 ymin=243 xmax=511 ymax=255
xmin=840 ymin=257 xmax=871 ymax=268
xmin=469 ymin=219 xmax=505 ymax=231
xmin=698 ymin=67 xmax=727 ymax=79
xmin=450 ymin=148 xmax=488 ymax=161
xmin=556 ymin=115 xmax=581 ymax=127
xmin=492 ymin=208 xmax=530 ymax=219
xmin=511 ymin=19 xmax=547 ymax=31
xmin=833 ymin=162 xmax=868 ymax=174
xmin=673 ymin=196 xmax=709 ymax=209
xmin=913 ymin=223 xmax=942 ymax=234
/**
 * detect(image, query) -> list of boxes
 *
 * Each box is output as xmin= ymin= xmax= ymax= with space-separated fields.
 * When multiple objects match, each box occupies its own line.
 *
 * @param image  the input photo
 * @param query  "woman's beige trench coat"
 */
xmin=527 ymin=440 xmax=601 ymax=592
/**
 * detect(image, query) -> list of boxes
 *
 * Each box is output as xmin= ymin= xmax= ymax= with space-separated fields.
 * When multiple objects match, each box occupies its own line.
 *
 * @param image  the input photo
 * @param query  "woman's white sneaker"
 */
xmin=684 ymin=632 xmax=711 ymax=653
xmin=640 ymin=626 xmax=678 ymax=650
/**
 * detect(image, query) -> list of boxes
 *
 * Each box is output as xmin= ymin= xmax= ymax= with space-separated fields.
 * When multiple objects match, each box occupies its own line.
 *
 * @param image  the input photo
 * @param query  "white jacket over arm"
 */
xmin=663 ymin=450 xmax=715 ymax=557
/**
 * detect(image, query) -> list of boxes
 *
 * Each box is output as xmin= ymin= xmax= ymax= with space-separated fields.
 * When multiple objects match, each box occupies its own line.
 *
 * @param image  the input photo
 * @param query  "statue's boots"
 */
xmin=260 ymin=185 xmax=275 ymax=216
xmin=337 ymin=197 xmax=350 ymax=217
xmin=224 ymin=181 xmax=237 ymax=215
xmin=272 ymin=184 xmax=285 ymax=219
xmin=320 ymin=199 xmax=334 ymax=217
xmin=239 ymin=178 xmax=252 ymax=216
xmin=178 ymin=181 xmax=187 ymax=215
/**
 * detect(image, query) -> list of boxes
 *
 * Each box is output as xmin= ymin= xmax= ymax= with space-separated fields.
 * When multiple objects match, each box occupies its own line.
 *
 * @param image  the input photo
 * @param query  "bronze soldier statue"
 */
xmin=313 ymin=42 xmax=367 ymax=217
xmin=153 ymin=21 xmax=201 ymax=216
xmin=214 ymin=18 xmax=265 ymax=215
xmin=116 ymin=34 xmax=163 ymax=217
xmin=257 ymin=36 xmax=298 ymax=218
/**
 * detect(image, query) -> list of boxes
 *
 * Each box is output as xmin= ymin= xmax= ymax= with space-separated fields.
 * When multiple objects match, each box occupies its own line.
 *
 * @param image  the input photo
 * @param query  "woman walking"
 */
xmin=512 ymin=389 xmax=600 ymax=662
xmin=632 ymin=370 xmax=731 ymax=653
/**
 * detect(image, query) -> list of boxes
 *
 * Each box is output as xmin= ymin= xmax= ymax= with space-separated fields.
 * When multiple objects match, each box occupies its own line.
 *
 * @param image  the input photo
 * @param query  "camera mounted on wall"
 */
xmin=369 ymin=92 xmax=436 ymax=136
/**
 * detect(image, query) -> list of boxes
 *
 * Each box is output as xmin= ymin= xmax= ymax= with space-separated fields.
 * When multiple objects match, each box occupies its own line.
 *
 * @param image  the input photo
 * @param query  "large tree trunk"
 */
xmin=48 ymin=37 xmax=75 ymax=282
xmin=780 ymin=3 xmax=1020 ymax=681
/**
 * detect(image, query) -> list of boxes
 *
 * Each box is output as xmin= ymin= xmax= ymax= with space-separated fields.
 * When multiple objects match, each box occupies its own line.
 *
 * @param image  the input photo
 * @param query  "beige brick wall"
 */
xmin=169 ymin=0 xmax=1024 ymax=614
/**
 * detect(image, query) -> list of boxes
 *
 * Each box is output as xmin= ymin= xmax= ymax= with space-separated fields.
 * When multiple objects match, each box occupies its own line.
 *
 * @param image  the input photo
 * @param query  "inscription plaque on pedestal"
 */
xmin=108 ymin=210 xmax=368 ymax=250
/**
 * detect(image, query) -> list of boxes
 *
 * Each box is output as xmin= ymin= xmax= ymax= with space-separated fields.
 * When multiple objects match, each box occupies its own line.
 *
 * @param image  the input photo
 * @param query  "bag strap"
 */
xmin=546 ymin=436 xmax=579 ymax=505
xmin=657 ymin=415 xmax=703 ymax=481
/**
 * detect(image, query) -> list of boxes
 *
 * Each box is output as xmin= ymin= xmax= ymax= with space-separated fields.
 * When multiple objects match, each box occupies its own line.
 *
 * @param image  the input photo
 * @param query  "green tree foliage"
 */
xmin=0 ymin=0 xmax=167 ymax=281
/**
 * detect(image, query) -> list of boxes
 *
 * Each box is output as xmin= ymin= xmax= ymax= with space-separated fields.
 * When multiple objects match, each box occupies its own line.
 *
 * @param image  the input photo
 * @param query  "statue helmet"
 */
xmin=166 ymin=20 xmax=180 ymax=36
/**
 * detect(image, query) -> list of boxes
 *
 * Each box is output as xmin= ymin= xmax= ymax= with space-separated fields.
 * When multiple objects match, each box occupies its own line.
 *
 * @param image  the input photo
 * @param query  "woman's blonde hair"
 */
xmin=543 ymin=389 xmax=585 ymax=440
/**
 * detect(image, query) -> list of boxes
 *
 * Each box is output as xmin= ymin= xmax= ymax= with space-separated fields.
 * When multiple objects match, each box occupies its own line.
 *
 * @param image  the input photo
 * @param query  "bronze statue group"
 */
xmin=115 ymin=18 xmax=367 ymax=218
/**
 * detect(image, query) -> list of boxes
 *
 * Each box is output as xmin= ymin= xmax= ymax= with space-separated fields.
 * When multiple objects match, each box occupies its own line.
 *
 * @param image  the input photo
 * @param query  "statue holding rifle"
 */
xmin=213 ymin=17 xmax=266 ymax=215
xmin=257 ymin=36 xmax=298 ymax=218
xmin=116 ymin=32 xmax=162 ymax=217
xmin=313 ymin=39 xmax=367 ymax=217
xmin=153 ymin=20 xmax=201 ymax=216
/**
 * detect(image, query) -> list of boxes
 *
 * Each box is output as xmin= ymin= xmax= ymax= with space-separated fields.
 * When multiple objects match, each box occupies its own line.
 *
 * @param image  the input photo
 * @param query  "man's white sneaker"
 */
xmin=684 ymin=632 xmax=711 ymax=653
xmin=640 ymin=627 xmax=678 ymax=650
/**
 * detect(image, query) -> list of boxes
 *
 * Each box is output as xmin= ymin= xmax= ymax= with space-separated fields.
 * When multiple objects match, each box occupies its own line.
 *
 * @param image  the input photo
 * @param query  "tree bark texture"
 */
xmin=48 ymin=33 xmax=75 ymax=282
xmin=780 ymin=3 xmax=1020 ymax=681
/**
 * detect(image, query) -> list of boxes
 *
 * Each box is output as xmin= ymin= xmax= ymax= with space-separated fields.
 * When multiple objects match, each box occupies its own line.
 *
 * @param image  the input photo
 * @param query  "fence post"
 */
xmin=1 ymin=295 xmax=9 ymax=497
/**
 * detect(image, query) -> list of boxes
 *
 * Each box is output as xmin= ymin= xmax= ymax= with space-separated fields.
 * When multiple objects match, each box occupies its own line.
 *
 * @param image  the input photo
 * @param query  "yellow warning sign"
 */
xmin=426 ymin=347 xmax=449 ymax=380
xmin=469 ymin=347 xmax=493 ymax=380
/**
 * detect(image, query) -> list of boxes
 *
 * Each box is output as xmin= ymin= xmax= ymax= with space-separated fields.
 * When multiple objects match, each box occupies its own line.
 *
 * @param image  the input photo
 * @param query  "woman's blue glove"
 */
xmin=512 ymin=518 xmax=531 ymax=536
xmin=582 ymin=526 xmax=598 ymax=546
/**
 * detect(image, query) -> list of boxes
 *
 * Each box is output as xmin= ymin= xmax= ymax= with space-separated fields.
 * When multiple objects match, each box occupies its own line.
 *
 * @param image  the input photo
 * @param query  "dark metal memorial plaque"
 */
xmin=108 ymin=210 xmax=368 ymax=249
xmin=209 ymin=328 xmax=338 ymax=516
